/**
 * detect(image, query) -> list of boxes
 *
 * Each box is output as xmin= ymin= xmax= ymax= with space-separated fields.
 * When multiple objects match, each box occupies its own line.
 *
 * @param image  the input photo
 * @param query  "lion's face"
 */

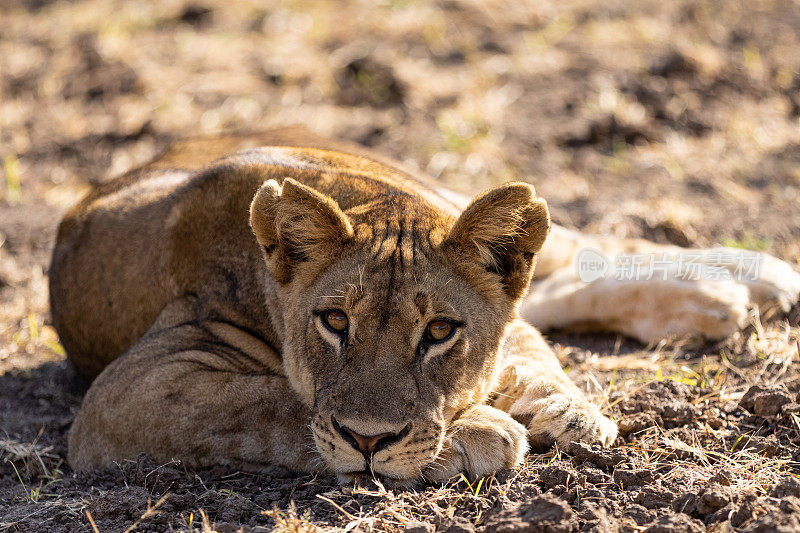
xmin=249 ymin=177 xmax=549 ymax=480
xmin=284 ymin=245 xmax=513 ymax=480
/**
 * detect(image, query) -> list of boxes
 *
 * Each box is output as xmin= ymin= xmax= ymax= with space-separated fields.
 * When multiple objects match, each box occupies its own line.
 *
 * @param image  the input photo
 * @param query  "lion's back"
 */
xmin=50 ymin=168 xmax=199 ymax=377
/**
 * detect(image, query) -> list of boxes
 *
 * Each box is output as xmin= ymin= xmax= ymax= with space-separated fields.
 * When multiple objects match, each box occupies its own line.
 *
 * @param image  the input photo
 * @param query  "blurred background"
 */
xmin=2 ymin=5 xmax=800 ymax=530
xmin=2 ymin=0 xmax=800 ymax=368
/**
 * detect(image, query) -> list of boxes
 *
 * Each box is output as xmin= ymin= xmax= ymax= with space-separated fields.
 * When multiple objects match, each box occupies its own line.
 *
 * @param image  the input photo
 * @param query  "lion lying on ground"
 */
xmin=51 ymin=127 xmax=800 ymax=483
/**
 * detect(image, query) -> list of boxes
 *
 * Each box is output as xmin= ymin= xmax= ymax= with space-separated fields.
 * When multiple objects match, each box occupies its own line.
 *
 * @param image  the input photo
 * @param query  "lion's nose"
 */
xmin=331 ymin=416 xmax=411 ymax=454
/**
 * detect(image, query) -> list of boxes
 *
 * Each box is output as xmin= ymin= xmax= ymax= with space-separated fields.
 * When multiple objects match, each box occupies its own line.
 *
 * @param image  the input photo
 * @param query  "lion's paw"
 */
xmin=511 ymin=391 xmax=617 ymax=450
xmin=424 ymin=405 xmax=528 ymax=482
xmin=739 ymin=250 xmax=800 ymax=313
xmin=626 ymin=278 xmax=750 ymax=343
xmin=625 ymin=249 xmax=800 ymax=342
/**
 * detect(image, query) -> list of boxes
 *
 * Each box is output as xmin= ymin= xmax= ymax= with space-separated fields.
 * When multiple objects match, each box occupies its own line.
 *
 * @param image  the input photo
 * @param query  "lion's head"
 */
xmin=249 ymin=177 xmax=549 ymax=480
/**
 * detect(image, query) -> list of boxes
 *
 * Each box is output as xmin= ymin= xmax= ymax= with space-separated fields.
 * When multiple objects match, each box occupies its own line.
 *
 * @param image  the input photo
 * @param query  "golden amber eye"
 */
xmin=426 ymin=319 xmax=453 ymax=342
xmin=324 ymin=309 xmax=349 ymax=332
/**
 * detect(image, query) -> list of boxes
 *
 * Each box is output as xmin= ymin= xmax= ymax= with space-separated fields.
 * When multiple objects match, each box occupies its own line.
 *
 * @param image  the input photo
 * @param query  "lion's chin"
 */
xmin=334 ymin=470 xmax=425 ymax=489
xmin=326 ymin=455 xmax=437 ymax=487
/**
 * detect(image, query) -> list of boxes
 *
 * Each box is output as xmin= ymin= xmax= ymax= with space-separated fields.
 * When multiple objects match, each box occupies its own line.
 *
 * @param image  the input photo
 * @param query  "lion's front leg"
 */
xmin=490 ymin=320 xmax=617 ymax=450
xmin=68 ymin=301 xmax=316 ymax=472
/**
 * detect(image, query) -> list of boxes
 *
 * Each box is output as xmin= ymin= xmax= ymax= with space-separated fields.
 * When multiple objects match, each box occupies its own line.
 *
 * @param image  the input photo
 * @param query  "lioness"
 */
xmin=51 ymin=127 xmax=800 ymax=482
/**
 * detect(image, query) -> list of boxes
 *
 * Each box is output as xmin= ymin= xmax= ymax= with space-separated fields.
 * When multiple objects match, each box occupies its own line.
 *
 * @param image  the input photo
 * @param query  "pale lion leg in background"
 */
xmin=523 ymin=225 xmax=800 ymax=344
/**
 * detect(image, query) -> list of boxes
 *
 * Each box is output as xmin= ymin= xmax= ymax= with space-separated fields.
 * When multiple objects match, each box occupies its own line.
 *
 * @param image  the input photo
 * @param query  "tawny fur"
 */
xmin=53 ymin=127 xmax=799 ymax=481
xmin=52 ymin=127 xmax=614 ymax=480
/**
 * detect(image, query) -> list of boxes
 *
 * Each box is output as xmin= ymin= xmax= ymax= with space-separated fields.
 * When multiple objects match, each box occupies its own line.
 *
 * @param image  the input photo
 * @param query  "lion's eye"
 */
xmin=323 ymin=309 xmax=349 ymax=333
xmin=425 ymin=319 xmax=454 ymax=343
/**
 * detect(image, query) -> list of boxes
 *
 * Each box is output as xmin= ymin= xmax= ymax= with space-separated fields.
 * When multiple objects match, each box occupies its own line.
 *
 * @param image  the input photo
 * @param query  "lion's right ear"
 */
xmin=249 ymin=178 xmax=354 ymax=283
xmin=444 ymin=182 xmax=550 ymax=300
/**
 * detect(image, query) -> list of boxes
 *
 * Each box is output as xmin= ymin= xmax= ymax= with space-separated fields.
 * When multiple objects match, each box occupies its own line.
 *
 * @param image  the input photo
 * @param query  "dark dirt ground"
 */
xmin=2 ymin=0 xmax=800 ymax=531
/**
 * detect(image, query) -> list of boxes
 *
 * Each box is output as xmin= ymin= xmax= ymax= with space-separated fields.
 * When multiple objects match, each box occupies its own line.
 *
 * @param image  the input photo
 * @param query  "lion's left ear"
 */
xmin=444 ymin=182 xmax=550 ymax=299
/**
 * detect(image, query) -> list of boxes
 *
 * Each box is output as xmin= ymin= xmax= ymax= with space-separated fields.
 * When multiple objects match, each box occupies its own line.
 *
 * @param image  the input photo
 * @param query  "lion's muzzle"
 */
xmin=311 ymin=412 xmax=444 ymax=480
xmin=331 ymin=415 xmax=412 ymax=456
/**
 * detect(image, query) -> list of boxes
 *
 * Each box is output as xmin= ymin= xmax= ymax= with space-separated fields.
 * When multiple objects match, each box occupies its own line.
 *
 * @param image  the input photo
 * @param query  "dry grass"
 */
xmin=0 ymin=434 xmax=59 ymax=483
